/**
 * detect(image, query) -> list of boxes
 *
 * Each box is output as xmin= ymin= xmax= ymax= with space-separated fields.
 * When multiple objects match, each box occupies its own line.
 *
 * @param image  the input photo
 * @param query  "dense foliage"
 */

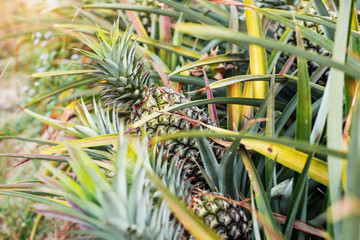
xmin=1 ymin=0 xmax=359 ymax=239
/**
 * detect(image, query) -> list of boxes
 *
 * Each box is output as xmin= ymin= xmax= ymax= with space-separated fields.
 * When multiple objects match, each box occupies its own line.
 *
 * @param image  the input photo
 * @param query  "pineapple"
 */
xmin=273 ymin=22 xmax=330 ymax=85
xmin=181 ymin=191 xmax=249 ymax=240
xmin=271 ymin=3 xmax=332 ymax=85
xmin=78 ymin=22 xmax=224 ymax=187
xmin=76 ymin=22 xmax=253 ymax=239
xmin=130 ymin=0 xmax=158 ymax=35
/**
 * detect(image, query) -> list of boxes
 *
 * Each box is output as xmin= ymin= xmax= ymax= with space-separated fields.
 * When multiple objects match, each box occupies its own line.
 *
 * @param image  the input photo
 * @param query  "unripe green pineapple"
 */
xmin=273 ymin=22 xmax=330 ymax=85
xmin=77 ymin=23 xmax=253 ymax=238
xmin=181 ymin=191 xmax=249 ymax=240
xmin=130 ymin=86 xmax=224 ymax=186
xmin=78 ymin=22 xmax=224 ymax=187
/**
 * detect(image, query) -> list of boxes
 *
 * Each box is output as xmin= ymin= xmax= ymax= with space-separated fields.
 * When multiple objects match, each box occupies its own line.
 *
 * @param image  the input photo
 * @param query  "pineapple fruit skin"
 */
xmin=273 ymin=21 xmax=330 ymax=85
xmin=271 ymin=3 xmax=333 ymax=86
xmin=180 ymin=191 xmax=249 ymax=240
xmin=130 ymin=87 xmax=249 ymax=239
xmin=130 ymin=86 xmax=224 ymax=187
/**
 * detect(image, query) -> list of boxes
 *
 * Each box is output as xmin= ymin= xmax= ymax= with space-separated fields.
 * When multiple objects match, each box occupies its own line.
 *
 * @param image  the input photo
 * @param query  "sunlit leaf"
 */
xmin=176 ymin=23 xmax=360 ymax=78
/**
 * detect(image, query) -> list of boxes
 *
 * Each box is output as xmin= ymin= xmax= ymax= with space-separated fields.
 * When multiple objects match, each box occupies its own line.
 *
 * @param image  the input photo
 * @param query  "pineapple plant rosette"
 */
xmin=75 ymin=22 xmax=227 ymax=188
xmin=67 ymin=22 xmax=250 ymax=239
xmin=34 ymin=132 xmax=189 ymax=239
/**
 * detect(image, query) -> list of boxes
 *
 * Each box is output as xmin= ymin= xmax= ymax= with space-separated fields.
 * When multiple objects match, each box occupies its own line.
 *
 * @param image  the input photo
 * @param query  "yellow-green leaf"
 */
xmin=40 ymin=134 xmax=118 ymax=155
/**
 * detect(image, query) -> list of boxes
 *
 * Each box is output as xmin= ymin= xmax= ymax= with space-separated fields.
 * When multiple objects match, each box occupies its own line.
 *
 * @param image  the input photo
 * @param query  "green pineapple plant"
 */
xmin=26 ymin=96 xmax=251 ymax=239
xmin=76 ymin=23 xmax=225 ymax=187
xmin=270 ymin=1 xmax=333 ymax=85
xmin=23 ymin=23 xmax=250 ymax=239
xmin=2 ymin=0 xmax=360 ymax=239
xmin=34 ymin=133 xmax=190 ymax=240
xmin=75 ymin=24 xmax=251 ymax=239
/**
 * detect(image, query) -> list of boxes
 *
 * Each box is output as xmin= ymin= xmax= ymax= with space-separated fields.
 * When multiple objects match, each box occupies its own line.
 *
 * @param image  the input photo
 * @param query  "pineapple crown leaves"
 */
xmin=76 ymin=21 xmax=151 ymax=108
xmin=72 ymin=97 xmax=122 ymax=138
xmin=35 ymin=130 xmax=189 ymax=239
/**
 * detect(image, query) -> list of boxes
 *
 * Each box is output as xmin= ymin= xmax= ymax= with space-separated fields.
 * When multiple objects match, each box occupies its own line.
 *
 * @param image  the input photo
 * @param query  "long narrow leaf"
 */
xmin=176 ymin=23 xmax=360 ymax=78
xmin=40 ymin=134 xmax=118 ymax=155
xmin=55 ymin=24 xmax=202 ymax=59
xmin=31 ymin=70 xmax=99 ymax=78
xmin=219 ymin=138 xmax=241 ymax=200
xmin=326 ymin=0 xmax=353 ymax=238
xmin=196 ymin=137 xmax=220 ymax=188
xmin=343 ymin=99 xmax=360 ymax=240
xmin=244 ymin=0 xmax=268 ymax=98
xmin=239 ymin=146 xmax=284 ymax=239
xmin=169 ymin=54 xmax=247 ymax=76
xmin=283 ymin=153 xmax=315 ymax=238
xmin=157 ymin=0 xmax=223 ymax=27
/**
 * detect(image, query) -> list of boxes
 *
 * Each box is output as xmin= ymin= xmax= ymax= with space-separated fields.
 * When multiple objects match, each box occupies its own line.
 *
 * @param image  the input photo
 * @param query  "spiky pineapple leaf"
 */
xmin=31 ymin=69 xmax=99 ymax=78
xmin=0 ymin=153 xmax=68 ymax=162
xmin=219 ymin=138 xmax=241 ymax=200
xmin=240 ymin=137 xmax=328 ymax=186
xmin=35 ymin=139 xmax=184 ymax=239
xmin=283 ymin=152 xmax=315 ymax=238
xmin=326 ymin=0 xmax=353 ymax=237
xmin=40 ymin=134 xmax=118 ymax=155
xmin=83 ymin=4 xmax=184 ymax=18
xmin=343 ymin=99 xmax=360 ymax=240
xmin=275 ymin=94 xmax=297 ymax=136
xmin=40 ymin=163 xmax=89 ymax=200
xmin=26 ymin=77 xmax=99 ymax=107
xmin=244 ymin=0 xmax=269 ymax=98
xmin=24 ymin=109 xmax=73 ymax=131
xmin=258 ymin=8 xmax=334 ymax=53
xmin=289 ymin=25 xmax=312 ymax=238
xmin=155 ymin=130 xmax=347 ymax=159
xmin=264 ymin=8 xmax=360 ymax=39
xmin=157 ymin=0 xmax=223 ymax=27
xmin=196 ymin=137 xmax=220 ymax=189
xmin=227 ymin=4 xmax=241 ymax=130
xmin=312 ymin=0 xmax=335 ymax=39
xmin=34 ymin=203 xmax=106 ymax=229
xmin=169 ymin=53 xmax=247 ymax=76
xmin=176 ymin=23 xmax=360 ymax=78
xmin=267 ymin=27 xmax=293 ymax=72
xmin=54 ymin=23 xmax=202 ymax=59
xmin=155 ymin=130 xmax=332 ymax=186
xmin=0 ymin=190 xmax=66 ymax=207
xmin=195 ymin=74 xmax=324 ymax=98
xmin=0 ymin=136 xmax=58 ymax=145
xmin=197 ymin=0 xmax=230 ymax=20
xmin=239 ymin=146 xmax=284 ymax=239
xmin=170 ymin=5 xmax=186 ymax=70
xmin=294 ymin=26 xmax=312 ymax=128
xmin=265 ymin=71 xmax=276 ymax=194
